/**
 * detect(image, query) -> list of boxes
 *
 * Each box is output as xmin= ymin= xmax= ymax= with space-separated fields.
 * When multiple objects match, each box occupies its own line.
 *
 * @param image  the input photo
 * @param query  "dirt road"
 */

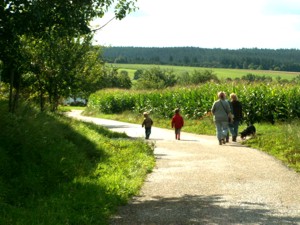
xmin=66 ymin=110 xmax=300 ymax=225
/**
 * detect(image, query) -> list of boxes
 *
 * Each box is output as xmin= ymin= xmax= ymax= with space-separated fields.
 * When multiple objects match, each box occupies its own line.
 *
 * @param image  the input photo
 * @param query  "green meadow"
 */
xmin=110 ymin=63 xmax=300 ymax=80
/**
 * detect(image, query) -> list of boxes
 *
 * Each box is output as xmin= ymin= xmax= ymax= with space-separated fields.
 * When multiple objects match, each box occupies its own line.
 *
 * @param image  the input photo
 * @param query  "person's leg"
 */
xmin=226 ymin=130 xmax=230 ymax=142
xmin=235 ymin=121 xmax=240 ymax=141
xmin=148 ymin=127 xmax=151 ymax=139
xmin=229 ymin=123 xmax=234 ymax=137
xmin=145 ymin=127 xmax=151 ymax=139
xmin=221 ymin=121 xmax=229 ymax=144
xmin=215 ymin=121 xmax=223 ymax=144
xmin=232 ymin=120 xmax=239 ymax=141
xmin=177 ymin=128 xmax=181 ymax=140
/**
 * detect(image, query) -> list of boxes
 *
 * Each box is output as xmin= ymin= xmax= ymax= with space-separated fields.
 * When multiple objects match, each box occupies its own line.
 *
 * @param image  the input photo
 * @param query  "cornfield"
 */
xmin=87 ymin=82 xmax=300 ymax=124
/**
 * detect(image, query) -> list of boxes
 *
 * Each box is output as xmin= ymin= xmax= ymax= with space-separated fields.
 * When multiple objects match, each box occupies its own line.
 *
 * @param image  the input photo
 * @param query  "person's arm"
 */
xmin=211 ymin=102 xmax=216 ymax=115
xmin=239 ymin=102 xmax=243 ymax=119
xmin=225 ymin=101 xmax=231 ymax=114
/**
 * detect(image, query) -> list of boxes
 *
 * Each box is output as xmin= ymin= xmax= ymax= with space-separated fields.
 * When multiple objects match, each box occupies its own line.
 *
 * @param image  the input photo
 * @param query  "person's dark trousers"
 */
xmin=229 ymin=120 xmax=240 ymax=141
xmin=145 ymin=127 xmax=151 ymax=139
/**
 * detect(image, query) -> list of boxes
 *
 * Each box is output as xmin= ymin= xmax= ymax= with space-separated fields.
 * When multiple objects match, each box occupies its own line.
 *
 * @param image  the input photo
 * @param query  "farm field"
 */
xmin=110 ymin=63 xmax=300 ymax=80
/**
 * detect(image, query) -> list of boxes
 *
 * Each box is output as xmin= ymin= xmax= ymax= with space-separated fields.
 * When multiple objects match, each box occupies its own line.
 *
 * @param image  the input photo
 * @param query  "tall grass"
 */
xmin=0 ymin=101 xmax=155 ymax=225
xmin=245 ymin=121 xmax=300 ymax=172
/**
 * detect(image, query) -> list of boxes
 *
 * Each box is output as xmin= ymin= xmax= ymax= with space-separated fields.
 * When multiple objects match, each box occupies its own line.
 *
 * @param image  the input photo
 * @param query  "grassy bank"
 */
xmin=0 ymin=102 xmax=155 ymax=225
xmin=84 ymin=109 xmax=300 ymax=173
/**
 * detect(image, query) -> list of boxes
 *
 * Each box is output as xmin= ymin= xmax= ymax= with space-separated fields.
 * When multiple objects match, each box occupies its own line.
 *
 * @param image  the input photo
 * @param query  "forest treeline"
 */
xmin=102 ymin=47 xmax=300 ymax=72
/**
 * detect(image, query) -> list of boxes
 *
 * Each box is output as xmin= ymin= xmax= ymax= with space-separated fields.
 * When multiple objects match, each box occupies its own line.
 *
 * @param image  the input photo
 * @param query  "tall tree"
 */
xmin=0 ymin=0 xmax=137 ymax=112
xmin=22 ymin=34 xmax=95 ymax=111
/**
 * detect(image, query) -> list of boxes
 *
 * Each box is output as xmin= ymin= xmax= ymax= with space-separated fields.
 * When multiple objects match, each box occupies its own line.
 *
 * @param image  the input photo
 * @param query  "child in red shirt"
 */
xmin=171 ymin=108 xmax=184 ymax=140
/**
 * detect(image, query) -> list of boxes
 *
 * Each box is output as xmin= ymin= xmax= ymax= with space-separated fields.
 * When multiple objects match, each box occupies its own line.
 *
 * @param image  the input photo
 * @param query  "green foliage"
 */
xmin=191 ymin=70 xmax=219 ymax=84
xmin=177 ymin=69 xmax=219 ymax=85
xmin=291 ymin=74 xmax=300 ymax=84
xmin=133 ymin=69 xmax=144 ymax=80
xmin=22 ymin=35 xmax=96 ymax=111
xmin=87 ymin=82 xmax=300 ymax=123
xmin=88 ymin=89 xmax=136 ymax=114
xmin=2 ymin=36 xmax=133 ymax=112
xmin=0 ymin=101 xmax=155 ymax=225
xmin=0 ymin=82 xmax=9 ymax=100
xmin=241 ymin=73 xmax=273 ymax=82
xmin=239 ymin=84 xmax=300 ymax=124
xmin=1 ymin=0 xmax=137 ymax=113
xmin=116 ymin=70 xmax=132 ymax=89
xmin=244 ymin=122 xmax=300 ymax=172
xmin=134 ymin=67 xmax=177 ymax=90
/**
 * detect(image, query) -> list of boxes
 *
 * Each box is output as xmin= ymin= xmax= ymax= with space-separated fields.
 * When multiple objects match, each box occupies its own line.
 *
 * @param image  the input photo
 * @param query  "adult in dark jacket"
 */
xmin=229 ymin=93 xmax=243 ymax=142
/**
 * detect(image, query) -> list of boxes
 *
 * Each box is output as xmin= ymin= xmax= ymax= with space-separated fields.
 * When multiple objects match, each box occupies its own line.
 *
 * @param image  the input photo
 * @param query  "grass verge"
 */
xmin=0 ymin=102 xmax=155 ymax=225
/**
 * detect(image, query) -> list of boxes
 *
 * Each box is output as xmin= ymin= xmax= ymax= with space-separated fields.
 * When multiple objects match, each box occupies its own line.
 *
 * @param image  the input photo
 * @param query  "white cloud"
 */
xmin=92 ymin=0 xmax=300 ymax=49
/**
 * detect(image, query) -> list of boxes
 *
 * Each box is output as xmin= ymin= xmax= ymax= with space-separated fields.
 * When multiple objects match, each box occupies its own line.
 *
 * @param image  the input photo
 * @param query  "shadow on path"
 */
xmin=110 ymin=195 xmax=300 ymax=225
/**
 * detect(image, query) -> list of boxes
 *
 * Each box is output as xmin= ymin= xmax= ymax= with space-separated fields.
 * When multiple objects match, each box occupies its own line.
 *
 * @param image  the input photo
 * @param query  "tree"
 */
xmin=117 ymin=71 xmax=132 ymax=89
xmin=134 ymin=67 xmax=177 ymax=90
xmin=0 ymin=0 xmax=137 ymax=112
xmin=191 ymin=70 xmax=219 ymax=84
xmin=133 ymin=69 xmax=144 ymax=80
xmin=177 ymin=71 xmax=192 ymax=85
xmin=19 ymin=33 xmax=99 ymax=111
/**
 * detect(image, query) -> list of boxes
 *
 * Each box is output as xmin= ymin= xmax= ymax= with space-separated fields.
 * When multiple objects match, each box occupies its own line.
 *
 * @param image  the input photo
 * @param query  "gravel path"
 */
xmin=66 ymin=110 xmax=300 ymax=225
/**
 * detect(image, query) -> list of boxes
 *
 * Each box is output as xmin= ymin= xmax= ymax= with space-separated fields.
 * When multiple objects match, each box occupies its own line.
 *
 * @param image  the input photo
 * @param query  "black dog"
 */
xmin=240 ymin=125 xmax=256 ymax=139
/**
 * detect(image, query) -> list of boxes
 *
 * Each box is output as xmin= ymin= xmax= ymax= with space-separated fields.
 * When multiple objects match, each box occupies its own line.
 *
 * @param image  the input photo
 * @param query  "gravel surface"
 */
xmin=67 ymin=110 xmax=300 ymax=225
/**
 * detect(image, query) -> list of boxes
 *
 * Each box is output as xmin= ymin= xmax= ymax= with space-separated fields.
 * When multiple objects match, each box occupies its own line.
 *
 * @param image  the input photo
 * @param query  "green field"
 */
xmin=110 ymin=63 xmax=300 ymax=80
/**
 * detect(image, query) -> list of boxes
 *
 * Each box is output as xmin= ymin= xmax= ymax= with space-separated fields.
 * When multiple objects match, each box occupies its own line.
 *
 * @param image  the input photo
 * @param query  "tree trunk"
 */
xmin=8 ymin=69 xmax=14 ymax=113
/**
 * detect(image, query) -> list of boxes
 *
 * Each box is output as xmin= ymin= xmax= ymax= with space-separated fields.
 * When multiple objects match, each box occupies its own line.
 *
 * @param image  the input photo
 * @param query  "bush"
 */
xmin=134 ymin=67 xmax=177 ymax=90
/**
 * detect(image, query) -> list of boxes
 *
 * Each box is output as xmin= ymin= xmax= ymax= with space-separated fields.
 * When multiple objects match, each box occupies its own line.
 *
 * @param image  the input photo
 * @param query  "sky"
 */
xmin=90 ymin=0 xmax=300 ymax=49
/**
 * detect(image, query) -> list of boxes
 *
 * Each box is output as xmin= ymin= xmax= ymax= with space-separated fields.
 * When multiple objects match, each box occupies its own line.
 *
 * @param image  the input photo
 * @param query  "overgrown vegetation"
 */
xmin=0 ymin=101 xmax=155 ymax=225
xmin=86 ymin=82 xmax=300 ymax=124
